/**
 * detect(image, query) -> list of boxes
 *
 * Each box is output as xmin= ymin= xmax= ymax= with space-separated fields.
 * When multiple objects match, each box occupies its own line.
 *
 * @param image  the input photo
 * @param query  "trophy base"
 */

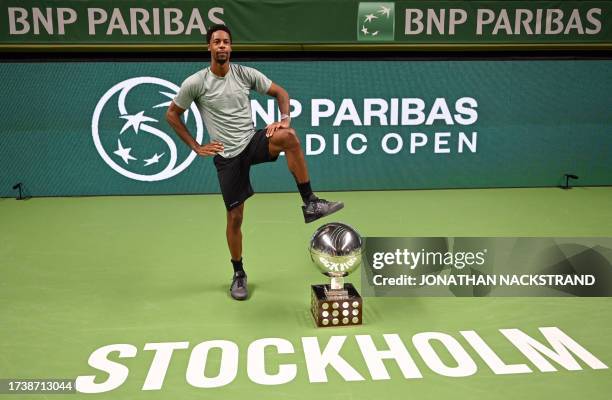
xmin=310 ymin=283 xmax=363 ymax=328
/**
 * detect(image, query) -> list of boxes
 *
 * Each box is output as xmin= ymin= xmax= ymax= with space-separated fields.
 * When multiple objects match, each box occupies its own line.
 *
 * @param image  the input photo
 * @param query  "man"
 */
xmin=166 ymin=25 xmax=343 ymax=301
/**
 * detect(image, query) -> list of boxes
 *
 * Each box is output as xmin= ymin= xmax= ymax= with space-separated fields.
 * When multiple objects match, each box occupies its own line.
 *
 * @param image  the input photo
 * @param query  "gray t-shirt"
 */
xmin=174 ymin=64 xmax=272 ymax=158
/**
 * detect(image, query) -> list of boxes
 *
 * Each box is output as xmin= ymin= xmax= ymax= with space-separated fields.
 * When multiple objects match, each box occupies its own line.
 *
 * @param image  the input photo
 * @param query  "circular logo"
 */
xmin=92 ymin=77 xmax=204 ymax=182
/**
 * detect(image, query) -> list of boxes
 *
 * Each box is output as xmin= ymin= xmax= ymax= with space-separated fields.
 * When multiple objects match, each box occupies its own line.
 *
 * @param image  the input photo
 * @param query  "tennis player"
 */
xmin=166 ymin=25 xmax=343 ymax=300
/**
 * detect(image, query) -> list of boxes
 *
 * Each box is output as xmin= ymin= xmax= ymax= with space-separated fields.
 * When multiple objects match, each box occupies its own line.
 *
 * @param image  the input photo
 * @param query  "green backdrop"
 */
xmin=0 ymin=60 xmax=610 ymax=197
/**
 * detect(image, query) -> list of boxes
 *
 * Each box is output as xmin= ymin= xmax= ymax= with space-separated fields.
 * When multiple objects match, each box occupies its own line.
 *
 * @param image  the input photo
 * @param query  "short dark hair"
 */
xmin=207 ymin=24 xmax=232 ymax=44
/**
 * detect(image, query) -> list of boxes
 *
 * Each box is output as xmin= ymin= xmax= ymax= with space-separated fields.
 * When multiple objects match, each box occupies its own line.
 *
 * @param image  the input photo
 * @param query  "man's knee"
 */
xmin=227 ymin=207 xmax=243 ymax=230
xmin=279 ymin=128 xmax=300 ymax=149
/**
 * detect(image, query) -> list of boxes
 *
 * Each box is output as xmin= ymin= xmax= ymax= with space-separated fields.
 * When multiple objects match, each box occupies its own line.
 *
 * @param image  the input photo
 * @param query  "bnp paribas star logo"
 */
xmin=357 ymin=2 xmax=395 ymax=41
xmin=92 ymin=77 xmax=204 ymax=182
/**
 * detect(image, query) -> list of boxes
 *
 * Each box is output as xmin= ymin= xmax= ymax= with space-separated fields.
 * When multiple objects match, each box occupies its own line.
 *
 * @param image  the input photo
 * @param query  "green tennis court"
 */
xmin=1 ymin=187 xmax=611 ymax=399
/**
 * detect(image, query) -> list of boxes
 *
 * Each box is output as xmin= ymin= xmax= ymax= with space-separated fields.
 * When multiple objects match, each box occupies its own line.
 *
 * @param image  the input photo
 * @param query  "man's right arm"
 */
xmin=166 ymin=101 xmax=224 ymax=156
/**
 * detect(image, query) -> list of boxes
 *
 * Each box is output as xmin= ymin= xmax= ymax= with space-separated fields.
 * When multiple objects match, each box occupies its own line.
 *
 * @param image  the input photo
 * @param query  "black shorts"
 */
xmin=213 ymin=129 xmax=279 ymax=210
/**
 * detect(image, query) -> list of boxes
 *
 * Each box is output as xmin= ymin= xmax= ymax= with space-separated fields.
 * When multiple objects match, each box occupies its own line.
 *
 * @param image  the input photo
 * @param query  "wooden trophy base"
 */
xmin=310 ymin=283 xmax=363 ymax=328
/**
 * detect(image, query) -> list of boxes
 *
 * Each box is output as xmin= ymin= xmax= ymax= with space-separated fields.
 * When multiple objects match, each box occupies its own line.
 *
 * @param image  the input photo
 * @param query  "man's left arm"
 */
xmin=265 ymin=82 xmax=291 ymax=137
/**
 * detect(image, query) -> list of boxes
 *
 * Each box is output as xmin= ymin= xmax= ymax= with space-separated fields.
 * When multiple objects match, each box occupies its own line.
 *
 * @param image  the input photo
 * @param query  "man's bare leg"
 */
xmin=268 ymin=127 xmax=344 ymax=223
xmin=226 ymin=203 xmax=244 ymax=261
xmin=268 ymin=127 xmax=309 ymax=184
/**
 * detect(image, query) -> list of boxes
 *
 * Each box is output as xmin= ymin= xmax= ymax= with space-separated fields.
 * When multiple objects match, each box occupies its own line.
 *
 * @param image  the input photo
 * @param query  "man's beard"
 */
xmin=215 ymin=55 xmax=229 ymax=64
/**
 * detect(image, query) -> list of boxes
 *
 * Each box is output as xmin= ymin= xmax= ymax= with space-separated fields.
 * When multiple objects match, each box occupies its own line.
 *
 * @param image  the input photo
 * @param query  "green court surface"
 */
xmin=1 ymin=187 xmax=611 ymax=399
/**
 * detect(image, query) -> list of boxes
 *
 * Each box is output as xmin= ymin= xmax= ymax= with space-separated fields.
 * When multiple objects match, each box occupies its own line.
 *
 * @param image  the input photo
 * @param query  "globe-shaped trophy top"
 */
xmin=309 ymin=222 xmax=363 ymax=278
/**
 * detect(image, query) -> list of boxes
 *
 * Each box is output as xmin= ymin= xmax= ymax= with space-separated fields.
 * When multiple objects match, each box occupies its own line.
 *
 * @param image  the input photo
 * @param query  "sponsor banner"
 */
xmin=361 ymin=237 xmax=612 ymax=297
xmin=0 ymin=60 xmax=610 ymax=197
xmin=0 ymin=0 xmax=610 ymax=48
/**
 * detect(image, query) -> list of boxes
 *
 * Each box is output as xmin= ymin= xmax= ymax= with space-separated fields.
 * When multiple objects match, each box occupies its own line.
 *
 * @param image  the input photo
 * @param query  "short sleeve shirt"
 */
xmin=174 ymin=64 xmax=272 ymax=158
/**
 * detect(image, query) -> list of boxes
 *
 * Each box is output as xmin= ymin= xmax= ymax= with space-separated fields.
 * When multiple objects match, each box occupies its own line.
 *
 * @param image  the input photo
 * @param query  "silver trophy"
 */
xmin=309 ymin=222 xmax=363 ymax=327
